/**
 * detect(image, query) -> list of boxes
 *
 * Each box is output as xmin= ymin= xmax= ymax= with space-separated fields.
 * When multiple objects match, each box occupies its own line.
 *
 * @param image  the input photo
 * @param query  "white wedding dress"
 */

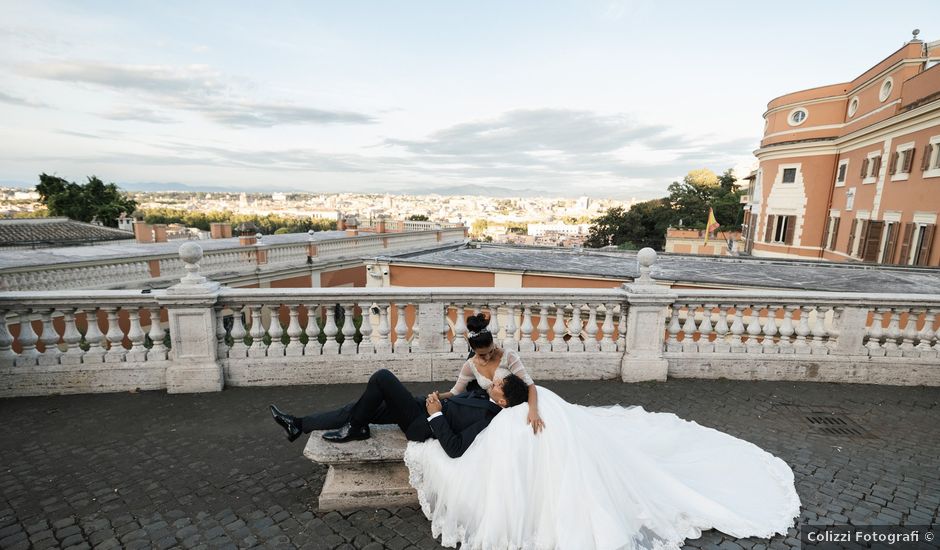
xmin=404 ymin=386 xmax=801 ymax=550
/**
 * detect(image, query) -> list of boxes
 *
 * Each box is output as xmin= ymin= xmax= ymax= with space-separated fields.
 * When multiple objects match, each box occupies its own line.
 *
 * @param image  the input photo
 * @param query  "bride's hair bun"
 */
xmin=466 ymin=313 xmax=489 ymax=333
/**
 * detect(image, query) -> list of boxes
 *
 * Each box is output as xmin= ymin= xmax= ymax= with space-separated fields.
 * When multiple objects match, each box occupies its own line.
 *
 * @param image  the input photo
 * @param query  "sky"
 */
xmin=0 ymin=1 xmax=934 ymax=200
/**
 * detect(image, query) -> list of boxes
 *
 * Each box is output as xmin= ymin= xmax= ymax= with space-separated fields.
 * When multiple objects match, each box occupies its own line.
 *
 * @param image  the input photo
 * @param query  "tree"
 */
xmin=36 ymin=174 xmax=137 ymax=227
xmin=470 ymin=219 xmax=488 ymax=237
xmin=406 ymin=214 xmax=429 ymax=221
xmin=585 ymin=200 xmax=671 ymax=250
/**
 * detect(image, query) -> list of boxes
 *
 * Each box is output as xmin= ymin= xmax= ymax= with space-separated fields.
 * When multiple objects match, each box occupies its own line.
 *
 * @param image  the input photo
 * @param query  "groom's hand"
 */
xmin=426 ymin=393 xmax=442 ymax=414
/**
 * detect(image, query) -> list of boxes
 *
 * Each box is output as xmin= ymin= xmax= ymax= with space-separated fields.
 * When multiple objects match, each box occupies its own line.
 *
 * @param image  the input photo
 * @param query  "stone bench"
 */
xmin=303 ymin=425 xmax=418 ymax=512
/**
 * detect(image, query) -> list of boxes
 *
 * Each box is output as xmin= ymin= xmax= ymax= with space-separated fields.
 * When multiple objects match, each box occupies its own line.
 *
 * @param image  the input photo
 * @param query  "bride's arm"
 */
xmin=506 ymin=351 xmax=544 ymax=434
xmin=440 ymin=361 xmax=474 ymax=399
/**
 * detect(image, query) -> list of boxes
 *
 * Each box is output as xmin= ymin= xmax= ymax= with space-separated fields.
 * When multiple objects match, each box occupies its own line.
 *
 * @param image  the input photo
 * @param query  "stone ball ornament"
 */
xmin=179 ymin=242 xmax=204 ymax=266
xmin=637 ymin=247 xmax=657 ymax=268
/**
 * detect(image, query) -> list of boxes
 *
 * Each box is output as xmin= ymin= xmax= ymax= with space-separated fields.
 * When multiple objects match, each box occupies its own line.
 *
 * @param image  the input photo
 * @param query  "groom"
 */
xmin=271 ymin=369 xmax=529 ymax=458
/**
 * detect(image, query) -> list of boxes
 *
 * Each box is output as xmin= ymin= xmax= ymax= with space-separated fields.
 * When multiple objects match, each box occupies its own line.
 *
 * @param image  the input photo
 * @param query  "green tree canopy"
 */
xmin=141 ymin=208 xmax=336 ymax=234
xmin=36 ymin=174 xmax=137 ymax=227
xmin=406 ymin=214 xmax=429 ymax=221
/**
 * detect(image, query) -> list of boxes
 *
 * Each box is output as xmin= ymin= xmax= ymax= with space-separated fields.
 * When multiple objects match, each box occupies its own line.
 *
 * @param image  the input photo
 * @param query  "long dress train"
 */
xmin=404 ymin=387 xmax=801 ymax=550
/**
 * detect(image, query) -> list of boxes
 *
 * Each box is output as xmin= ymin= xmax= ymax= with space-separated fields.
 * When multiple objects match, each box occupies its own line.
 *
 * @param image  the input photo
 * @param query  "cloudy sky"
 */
xmin=0 ymin=1 xmax=932 ymax=199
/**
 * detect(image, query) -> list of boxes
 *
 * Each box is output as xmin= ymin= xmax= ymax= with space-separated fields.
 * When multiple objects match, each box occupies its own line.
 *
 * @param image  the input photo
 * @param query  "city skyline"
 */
xmin=0 ymin=1 xmax=931 ymax=199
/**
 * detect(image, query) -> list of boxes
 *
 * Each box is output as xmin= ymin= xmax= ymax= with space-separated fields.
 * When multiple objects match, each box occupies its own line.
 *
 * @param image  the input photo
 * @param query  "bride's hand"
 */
xmin=527 ymin=409 xmax=545 ymax=434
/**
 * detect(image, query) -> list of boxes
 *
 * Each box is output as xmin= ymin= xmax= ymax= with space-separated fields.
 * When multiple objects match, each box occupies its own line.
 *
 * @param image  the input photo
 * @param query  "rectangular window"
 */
xmin=769 ymin=215 xmax=796 ymax=245
xmin=900 ymin=149 xmax=914 ymax=174
xmin=837 ymin=163 xmax=847 ymax=183
xmin=782 ymin=168 xmax=796 ymax=183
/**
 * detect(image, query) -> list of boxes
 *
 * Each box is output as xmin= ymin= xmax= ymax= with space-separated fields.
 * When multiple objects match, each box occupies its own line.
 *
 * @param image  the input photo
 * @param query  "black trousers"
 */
xmin=299 ymin=369 xmax=433 ymax=441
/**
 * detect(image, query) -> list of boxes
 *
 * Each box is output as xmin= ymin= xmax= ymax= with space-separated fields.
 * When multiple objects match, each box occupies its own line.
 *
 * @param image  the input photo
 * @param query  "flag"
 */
xmin=704 ymin=207 xmax=719 ymax=245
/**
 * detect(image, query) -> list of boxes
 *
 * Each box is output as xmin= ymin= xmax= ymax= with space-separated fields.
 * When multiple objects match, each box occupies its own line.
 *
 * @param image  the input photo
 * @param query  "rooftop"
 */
xmin=1 ymin=378 xmax=937 ymax=549
xmin=382 ymin=244 xmax=940 ymax=294
xmin=0 ymin=218 xmax=133 ymax=248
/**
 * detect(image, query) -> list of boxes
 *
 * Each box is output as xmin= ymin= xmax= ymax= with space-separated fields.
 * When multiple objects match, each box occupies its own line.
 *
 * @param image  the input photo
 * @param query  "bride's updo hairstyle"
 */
xmin=466 ymin=313 xmax=494 ymax=350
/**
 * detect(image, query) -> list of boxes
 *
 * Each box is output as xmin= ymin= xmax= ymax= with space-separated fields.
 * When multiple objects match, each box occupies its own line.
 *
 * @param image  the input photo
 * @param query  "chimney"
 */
xmin=376 ymin=216 xmax=386 ymax=234
xmin=152 ymin=224 xmax=168 ymax=243
xmin=345 ymin=215 xmax=359 ymax=237
xmin=133 ymin=221 xmax=153 ymax=243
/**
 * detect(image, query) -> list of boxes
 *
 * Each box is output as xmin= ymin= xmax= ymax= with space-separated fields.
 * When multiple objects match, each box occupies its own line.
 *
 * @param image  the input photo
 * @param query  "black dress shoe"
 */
xmin=322 ymin=423 xmax=371 ymax=443
xmin=270 ymin=404 xmax=302 ymax=442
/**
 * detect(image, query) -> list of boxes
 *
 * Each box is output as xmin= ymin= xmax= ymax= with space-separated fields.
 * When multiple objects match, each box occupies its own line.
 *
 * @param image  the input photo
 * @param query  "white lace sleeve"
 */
xmin=450 ymin=361 xmax=475 ymax=395
xmin=505 ymin=350 xmax=534 ymax=386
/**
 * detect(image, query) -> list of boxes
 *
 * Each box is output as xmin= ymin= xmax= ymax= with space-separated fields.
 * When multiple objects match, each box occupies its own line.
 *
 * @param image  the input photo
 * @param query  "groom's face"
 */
xmin=487 ymin=377 xmax=508 ymax=408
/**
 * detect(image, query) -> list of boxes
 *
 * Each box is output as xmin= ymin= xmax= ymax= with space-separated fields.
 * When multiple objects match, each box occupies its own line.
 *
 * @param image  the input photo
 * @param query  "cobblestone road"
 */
xmin=1 ymin=378 xmax=938 ymax=549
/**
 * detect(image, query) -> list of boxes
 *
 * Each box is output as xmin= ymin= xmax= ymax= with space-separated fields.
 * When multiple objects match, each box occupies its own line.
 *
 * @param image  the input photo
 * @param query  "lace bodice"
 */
xmin=449 ymin=349 xmax=534 ymax=395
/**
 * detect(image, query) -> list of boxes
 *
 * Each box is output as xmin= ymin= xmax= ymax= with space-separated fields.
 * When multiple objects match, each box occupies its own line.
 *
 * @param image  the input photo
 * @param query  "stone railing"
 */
xmin=1 ymin=246 xmax=937 ymax=398
xmin=0 ymin=227 xmax=467 ymax=291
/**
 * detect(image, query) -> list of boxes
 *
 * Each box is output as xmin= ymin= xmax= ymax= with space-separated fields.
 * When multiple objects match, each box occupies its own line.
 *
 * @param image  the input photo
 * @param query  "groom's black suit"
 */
xmin=300 ymin=369 xmax=502 ymax=458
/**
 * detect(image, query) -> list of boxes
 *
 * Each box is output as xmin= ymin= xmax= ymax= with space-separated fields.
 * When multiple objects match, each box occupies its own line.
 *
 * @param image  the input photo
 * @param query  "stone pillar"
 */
xmin=133 ymin=221 xmax=153 ymax=243
xmin=831 ymin=306 xmax=869 ymax=355
xmin=376 ymin=217 xmax=386 ymax=234
xmin=619 ymin=248 xmax=675 ymax=383
xmin=254 ymin=233 xmax=267 ymax=265
xmin=152 ymin=224 xmax=168 ymax=243
xmin=160 ymin=242 xmax=223 ymax=393
xmin=416 ymin=302 xmax=445 ymax=353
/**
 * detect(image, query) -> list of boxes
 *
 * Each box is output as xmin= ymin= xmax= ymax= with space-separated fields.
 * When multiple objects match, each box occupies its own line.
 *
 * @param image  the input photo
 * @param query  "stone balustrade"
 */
xmin=0 ymin=228 xmax=467 ymax=292
xmin=1 ymin=245 xmax=937 ymax=398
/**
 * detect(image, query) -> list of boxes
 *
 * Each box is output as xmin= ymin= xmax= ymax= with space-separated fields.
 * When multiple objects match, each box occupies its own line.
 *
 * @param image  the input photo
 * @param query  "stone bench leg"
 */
xmin=319 ymin=461 xmax=417 ymax=512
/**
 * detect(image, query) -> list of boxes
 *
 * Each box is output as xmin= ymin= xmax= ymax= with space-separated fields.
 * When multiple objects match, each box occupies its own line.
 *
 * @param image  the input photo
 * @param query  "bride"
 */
xmin=405 ymin=314 xmax=802 ymax=550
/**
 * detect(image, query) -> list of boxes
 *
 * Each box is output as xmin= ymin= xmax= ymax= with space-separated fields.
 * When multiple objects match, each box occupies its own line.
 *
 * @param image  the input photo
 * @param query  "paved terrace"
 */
xmin=1 ymin=379 xmax=938 ymax=550
xmin=382 ymin=244 xmax=940 ymax=294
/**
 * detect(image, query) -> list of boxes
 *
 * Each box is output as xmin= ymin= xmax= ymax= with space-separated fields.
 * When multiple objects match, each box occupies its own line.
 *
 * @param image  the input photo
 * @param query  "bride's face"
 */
xmin=474 ymin=343 xmax=498 ymax=362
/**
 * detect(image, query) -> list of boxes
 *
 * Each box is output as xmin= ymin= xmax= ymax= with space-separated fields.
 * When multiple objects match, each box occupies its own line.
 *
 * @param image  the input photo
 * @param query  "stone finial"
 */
xmin=308 ymin=229 xmax=315 ymax=240
xmin=178 ymin=242 xmax=207 ymax=285
xmin=636 ymin=247 xmax=657 ymax=284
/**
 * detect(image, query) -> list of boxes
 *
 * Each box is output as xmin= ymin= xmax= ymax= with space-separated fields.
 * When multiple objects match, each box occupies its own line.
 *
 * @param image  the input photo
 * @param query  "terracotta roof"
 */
xmin=0 ymin=218 xmax=133 ymax=247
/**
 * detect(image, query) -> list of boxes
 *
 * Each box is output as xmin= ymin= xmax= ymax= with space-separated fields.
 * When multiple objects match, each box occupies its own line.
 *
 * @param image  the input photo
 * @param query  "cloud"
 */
xmin=0 ymin=90 xmax=47 ymax=108
xmin=102 ymin=107 xmax=178 ymax=124
xmin=19 ymin=61 xmax=376 ymax=127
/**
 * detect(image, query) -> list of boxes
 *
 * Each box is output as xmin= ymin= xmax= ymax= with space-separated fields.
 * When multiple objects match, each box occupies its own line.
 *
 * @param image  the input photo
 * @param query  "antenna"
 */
xmin=912 ymin=29 xmax=920 ymax=40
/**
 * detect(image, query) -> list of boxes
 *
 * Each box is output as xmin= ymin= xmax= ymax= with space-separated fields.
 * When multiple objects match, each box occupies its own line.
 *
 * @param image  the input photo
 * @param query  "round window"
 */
xmin=788 ymin=108 xmax=808 ymax=126
xmin=879 ymin=78 xmax=893 ymax=102
xmin=848 ymin=97 xmax=859 ymax=117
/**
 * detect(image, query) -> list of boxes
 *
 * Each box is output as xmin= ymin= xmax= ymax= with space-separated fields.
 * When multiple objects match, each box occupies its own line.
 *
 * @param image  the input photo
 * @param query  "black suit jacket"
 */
xmin=428 ymin=389 xmax=502 ymax=458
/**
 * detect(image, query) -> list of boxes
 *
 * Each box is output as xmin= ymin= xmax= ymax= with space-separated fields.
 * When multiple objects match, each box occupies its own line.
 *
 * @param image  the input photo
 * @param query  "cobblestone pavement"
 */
xmin=1 ymin=378 xmax=938 ymax=550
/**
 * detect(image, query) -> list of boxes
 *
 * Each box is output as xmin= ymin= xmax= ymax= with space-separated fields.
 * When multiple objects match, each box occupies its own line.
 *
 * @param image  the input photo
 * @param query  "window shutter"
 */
xmin=860 ymin=158 xmax=869 ymax=178
xmin=916 ymin=224 xmax=935 ymax=266
xmin=903 ymin=149 xmax=915 ymax=173
xmin=889 ymin=152 xmax=899 ymax=175
xmin=897 ymin=223 xmax=915 ymax=265
xmin=882 ymin=223 xmax=898 ymax=264
xmin=830 ymin=218 xmax=840 ymax=250
xmin=846 ymin=219 xmax=858 ymax=255
xmin=872 ymin=155 xmax=882 ymax=177
xmin=857 ymin=220 xmax=870 ymax=257
xmin=921 ymin=144 xmax=933 ymax=171
xmin=783 ymin=215 xmax=796 ymax=245
xmin=764 ymin=215 xmax=775 ymax=242
xmin=821 ymin=217 xmax=831 ymax=250
xmin=862 ymin=221 xmax=884 ymax=262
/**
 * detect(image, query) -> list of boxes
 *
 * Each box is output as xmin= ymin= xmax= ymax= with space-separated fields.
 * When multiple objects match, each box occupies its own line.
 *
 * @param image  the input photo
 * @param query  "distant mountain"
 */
xmin=117 ymin=181 xmax=301 ymax=193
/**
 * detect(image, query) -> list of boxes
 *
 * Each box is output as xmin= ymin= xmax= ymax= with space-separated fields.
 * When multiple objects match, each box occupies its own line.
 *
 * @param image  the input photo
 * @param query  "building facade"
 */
xmin=747 ymin=37 xmax=940 ymax=266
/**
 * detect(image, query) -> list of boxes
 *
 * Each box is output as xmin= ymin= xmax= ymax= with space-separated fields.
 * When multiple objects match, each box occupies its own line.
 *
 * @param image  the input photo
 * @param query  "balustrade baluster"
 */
xmin=83 ymin=308 xmax=107 ymax=363
xmin=374 ymin=304 xmax=391 ymax=354
xmin=488 ymin=304 xmax=501 ymax=347
xmin=268 ymin=305 xmax=286 ymax=356
xmin=336 ymin=304 xmax=355 ymax=355
xmin=148 ymin=306 xmax=168 ymax=361
xmin=453 ymin=305 xmax=468 ymax=354
xmin=536 ymin=304 xmax=550 ymax=352
xmin=215 ymin=308 xmax=228 ymax=359
xmin=883 ymin=308 xmax=902 ymax=356
xmin=322 ymin=305 xmax=340 ymax=354
xmin=37 ymin=310 xmax=62 ymax=366
xmin=761 ymin=305 xmax=780 ymax=354
xmin=304 ymin=304 xmax=322 ymax=355
xmin=697 ymin=304 xmax=715 ymax=353
xmin=899 ymin=308 xmax=919 ymax=355
xmin=584 ymin=304 xmax=599 ymax=352
xmin=730 ymin=305 xmax=746 ymax=353
xmin=551 ymin=304 xmax=567 ymax=352
xmin=104 ymin=307 xmax=126 ymax=362
xmin=358 ymin=303 xmax=375 ymax=354
xmin=681 ymin=303 xmax=698 ymax=352
xmin=567 ymin=304 xmax=584 ymax=352
xmin=617 ymin=304 xmax=626 ymax=352
xmin=865 ymin=308 xmax=885 ymax=356
xmin=503 ymin=304 xmax=519 ymax=352
xmin=285 ymin=305 xmax=304 ymax=356
xmin=666 ymin=303 xmax=682 ymax=352
xmin=915 ymin=309 xmax=937 ymax=357
xmin=393 ymin=304 xmax=409 ymax=353
xmin=247 ymin=305 xmax=267 ymax=357
xmin=745 ymin=305 xmax=763 ymax=354
xmin=13 ymin=309 xmax=39 ymax=367
xmin=59 ymin=309 xmax=84 ymax=365
xmin=126 ymin=308 xmax=148 ymax=362
xmin=600 ymin=303 xmax=616 ymax=352
xmin=826 ymin=307 xmax=842 ymax=352
xmin=793 ymin=306 xmax=812 ymax=354
xmin=519 ymin=305 xmax=535 ymax=352
xmin=810 ymin=306 xmax=829 ymax=355
xmin=228 ymin=306 xmax=249 ymax=357
xmin=713 ymin=304 xmax=730 ymax=353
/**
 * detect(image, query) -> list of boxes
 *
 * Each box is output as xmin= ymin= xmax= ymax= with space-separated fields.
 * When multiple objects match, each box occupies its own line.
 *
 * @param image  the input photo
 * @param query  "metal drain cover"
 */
xmin=775 ymin=404 xmax=875 ymax=439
